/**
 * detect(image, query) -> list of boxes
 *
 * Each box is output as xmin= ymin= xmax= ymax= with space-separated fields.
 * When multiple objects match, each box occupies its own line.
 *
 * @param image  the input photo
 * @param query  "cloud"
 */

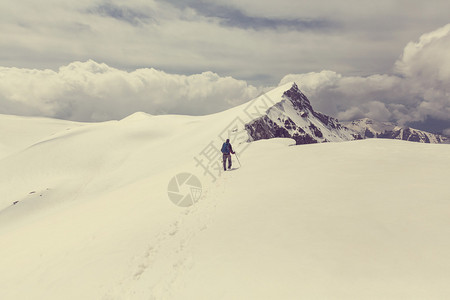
xmin=395 ymin=23 xmax=450 ymax=79
xmin=444 ymin=128 xmax=450 ymax=136
xmin=0 ymin=11 xmax=449 ymax=133
xmin=279 ymin=23 xmax=450 ymax=127
xmin=280 ymin=71 xmax=341 ymax=95
xmin=87 ymin=2 xmax=154 ymax=26
xmin=0 ymin=60 xmax=259 ymax=121
xmin=160 ymin=0 xmax=333 ymax=31
xmin=3 ymin=0 xmax=449 ymax=86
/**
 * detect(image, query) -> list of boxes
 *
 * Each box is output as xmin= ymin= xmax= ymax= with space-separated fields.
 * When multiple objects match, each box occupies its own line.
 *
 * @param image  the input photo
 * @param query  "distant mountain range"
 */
xmin=344 ymin=118 xmax=448 ymax=144
xmin=245 ymin=83 xmax=448 ymax=145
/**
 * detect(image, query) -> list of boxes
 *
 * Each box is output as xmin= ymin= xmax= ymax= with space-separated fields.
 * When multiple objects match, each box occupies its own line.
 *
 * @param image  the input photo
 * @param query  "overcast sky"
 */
xmin=1 ymin=0 xmax=449 ymax=133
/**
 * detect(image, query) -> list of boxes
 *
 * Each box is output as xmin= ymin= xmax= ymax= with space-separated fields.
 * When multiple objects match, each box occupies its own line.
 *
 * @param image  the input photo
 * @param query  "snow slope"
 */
xmin=1 ymin=83 xmax=450 ymax=299
xmin=0 ymin=115 xmax=85 ymax=159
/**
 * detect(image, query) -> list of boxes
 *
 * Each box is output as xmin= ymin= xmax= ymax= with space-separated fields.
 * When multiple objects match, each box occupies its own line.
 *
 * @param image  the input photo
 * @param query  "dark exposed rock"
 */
xmin=284 ymin=118 xmax=297 ymax=130
xmin=245 ymin=115 xmax=321 ymax=145
xmin=309 ymin=123 xmax=323 ymax=138
xmin=364 ymin=128 xmax=375 ymax=138
xmin=283 ymin=83 xmax=313 ymax=112
xmin=314 ymin=112 xmax=338 ymax=129
xmin=378 ymin=130 xmax=401 ymax=139
xmin=292 ymin=133 xmax=318 ymax=144
xmin=245 ymin=116 xmax=293 ymax=140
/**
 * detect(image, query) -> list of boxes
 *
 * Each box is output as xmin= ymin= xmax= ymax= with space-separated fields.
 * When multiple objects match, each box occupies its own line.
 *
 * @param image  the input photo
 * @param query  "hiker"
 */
xmin=221 ymin=139 xmax=235 ymax=171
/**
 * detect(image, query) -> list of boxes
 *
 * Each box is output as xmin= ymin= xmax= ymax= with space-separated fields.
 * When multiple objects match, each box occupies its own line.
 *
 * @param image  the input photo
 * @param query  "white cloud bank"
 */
xmin=0 ymin=24 xmax=449 ymax=128
xmin=0 ymin=61 xmax=259 ymax=121
xmin=280 ymin=23 xmax=450 ymax=126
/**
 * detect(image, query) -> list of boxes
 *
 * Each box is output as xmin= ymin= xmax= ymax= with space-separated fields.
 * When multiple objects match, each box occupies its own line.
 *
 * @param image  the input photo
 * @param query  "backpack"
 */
xmin=221 ymin=142 xmax=229 ymax=154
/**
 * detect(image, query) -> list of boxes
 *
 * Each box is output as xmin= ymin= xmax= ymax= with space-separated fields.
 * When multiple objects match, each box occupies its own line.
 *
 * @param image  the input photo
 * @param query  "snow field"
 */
xmin=1 ymin=94 xmax=449 ymax=299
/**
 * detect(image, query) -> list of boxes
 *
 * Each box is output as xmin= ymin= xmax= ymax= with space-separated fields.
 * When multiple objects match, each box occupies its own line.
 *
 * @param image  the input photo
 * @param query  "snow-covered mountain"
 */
xmin=245 ymin=83 xmax=358 ymax=144
xmin=345 ymin=118 xmax=449 ymax=144
xmin=244 ymin=83 xmax=448 ymax=145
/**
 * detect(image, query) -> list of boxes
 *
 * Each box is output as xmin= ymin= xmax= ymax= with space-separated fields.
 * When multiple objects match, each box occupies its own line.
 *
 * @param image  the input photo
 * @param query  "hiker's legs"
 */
xmin=222 ymin=154 xmax=227 ymax=171
xmin=223 ymin=154 xmax=231 ymax=170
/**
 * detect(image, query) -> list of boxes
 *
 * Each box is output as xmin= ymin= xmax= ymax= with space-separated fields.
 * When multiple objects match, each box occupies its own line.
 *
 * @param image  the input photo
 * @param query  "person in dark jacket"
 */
xmin=221 ymin=139 xmax=235 ymax=171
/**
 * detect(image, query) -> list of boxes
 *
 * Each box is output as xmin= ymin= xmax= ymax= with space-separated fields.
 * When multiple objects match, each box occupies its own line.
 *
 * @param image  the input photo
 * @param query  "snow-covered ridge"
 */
xmin=0 ymin=114 xmax=86 ymax=159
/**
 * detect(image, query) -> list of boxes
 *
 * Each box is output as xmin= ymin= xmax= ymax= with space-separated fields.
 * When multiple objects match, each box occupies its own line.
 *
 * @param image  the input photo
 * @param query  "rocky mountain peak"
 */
xmin=245 ymin=83 xmax=357 ymax=145
xmin=282 ymin=83 xmax=314 ymax=113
